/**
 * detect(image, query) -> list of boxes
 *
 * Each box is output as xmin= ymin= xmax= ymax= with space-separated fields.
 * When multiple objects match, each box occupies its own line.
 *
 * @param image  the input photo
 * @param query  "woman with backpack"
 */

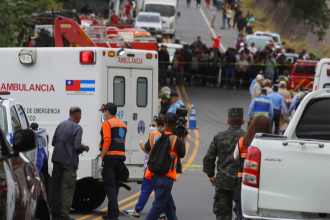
xmin=233 ymin=115 xmax=271 ymax=220
xmin=123 ymin=118 xmax=167 ymax=220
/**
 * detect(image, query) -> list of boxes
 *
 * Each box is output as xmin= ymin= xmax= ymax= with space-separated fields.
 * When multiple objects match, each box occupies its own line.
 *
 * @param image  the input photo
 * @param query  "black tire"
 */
xmin=72 ymin=178 xmax=106 ymax=211
xmin=39 ymin=171 xmax=52 ymax=206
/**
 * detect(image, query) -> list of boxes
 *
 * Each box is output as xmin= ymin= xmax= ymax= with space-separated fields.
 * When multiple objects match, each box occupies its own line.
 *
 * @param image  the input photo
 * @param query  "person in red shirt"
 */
xmin=209 ymin=33 xmax=221 ymax=49
xmin=125 ymin=2 xmax=132 ymax=15
xmin=110 ymin=11 xmax=119 ymax=25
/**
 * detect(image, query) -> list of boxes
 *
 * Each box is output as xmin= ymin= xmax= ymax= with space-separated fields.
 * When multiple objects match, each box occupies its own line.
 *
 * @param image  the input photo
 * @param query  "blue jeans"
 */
xmin=222 ymin=17 xmax=226 ymax=28
xmin=145 ymin=175 xmax=177 ymax=220
xmin=225 ymin=68 xmax=236 ymax=87
xmin=227 ymin=17 xmax=231 ymax=27
xmin=216 ymin=1 xmax=222 ymax=10
xmin=235 ymin=201 xmax=242 ymax=220
xmin=135 ymin=171 xmax=165 ymax=217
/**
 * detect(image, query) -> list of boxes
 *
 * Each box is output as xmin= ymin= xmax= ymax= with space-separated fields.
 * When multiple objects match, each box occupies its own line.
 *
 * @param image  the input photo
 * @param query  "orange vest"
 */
xmin=144 ymin=131 xmax=178 ymax=180
xmin=237 ymin=137 xmax=247 ymax=178
xmin=102 ymin=117 xmax=127 ymax=160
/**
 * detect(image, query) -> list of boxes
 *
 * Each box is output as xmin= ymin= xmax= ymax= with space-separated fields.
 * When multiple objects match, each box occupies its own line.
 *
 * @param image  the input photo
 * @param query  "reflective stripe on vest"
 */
xmin=237 ymin=137 xmax=247 ymax=177
xmin=145 ymin=131 xmax=178 ymax=180
xmin=253 ymin=96 xmax=271 ymax=118
xmin=104 ymin=118 xmax=127 ymax=159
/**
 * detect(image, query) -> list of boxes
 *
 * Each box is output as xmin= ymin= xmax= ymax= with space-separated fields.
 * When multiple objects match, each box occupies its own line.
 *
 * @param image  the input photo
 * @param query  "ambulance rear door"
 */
xmin=107 ymin=67 xmax=153 ymax=179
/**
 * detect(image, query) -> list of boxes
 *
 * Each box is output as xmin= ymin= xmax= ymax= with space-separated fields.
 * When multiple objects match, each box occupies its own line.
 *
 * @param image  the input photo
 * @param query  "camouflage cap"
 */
xmin=228 ymin=108 xmax=244 ymax=117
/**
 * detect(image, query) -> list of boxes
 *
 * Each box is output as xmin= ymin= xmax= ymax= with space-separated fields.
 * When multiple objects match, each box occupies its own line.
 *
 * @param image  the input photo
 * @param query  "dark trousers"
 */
xmin=159 ymin=64 xmax=167 ymax=84
xmin=191 ymin=69 xmax=198 ymax=84
xmin=272 ymin=109 xmax=281 ymax=134
xmin=145 ymin=175 xmax=177 ymax=220
xmin=214 ymin=188 xmax=234 ymax=220
xmin=234 ymin=201 xmax=242 ymax=220
xmin=102 ymin=159 xmax=122 ymax=218
xmin=52 ymin=162 xmax=77 ymax=218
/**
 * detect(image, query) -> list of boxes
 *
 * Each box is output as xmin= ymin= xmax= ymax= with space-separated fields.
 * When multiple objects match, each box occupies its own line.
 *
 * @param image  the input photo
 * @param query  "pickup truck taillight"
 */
xmin=243 ymin=147 xmax=261 ymax=188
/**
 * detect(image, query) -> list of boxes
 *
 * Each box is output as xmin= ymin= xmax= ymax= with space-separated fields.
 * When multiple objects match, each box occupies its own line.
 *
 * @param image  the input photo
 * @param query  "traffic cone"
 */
xmin=187 ymin=101 xmax=199 ymax=130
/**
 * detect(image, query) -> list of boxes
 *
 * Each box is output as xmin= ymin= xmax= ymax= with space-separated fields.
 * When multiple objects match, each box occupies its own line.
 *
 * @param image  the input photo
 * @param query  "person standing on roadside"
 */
xmin=226 ymin=4 xmax=232 ymax=28
xmin=203 ymin=108 xmax=246 ymax=220
xmin=144 ymin=113 xmax=186 ymax=220
xmin=224 ymin=48 xmax=237 ymax=89
xmin=52 ymin=107 xmax=89 ymax=220
xmin=98 ymin=103 xmax=127 ymax=220
xmin=233 ymin=5 xmax=242 ymax=28
xmin=267 ymin=85 xmax=286 ymax=135
xmin=221 ymin=4 xmax=227 ymax=29
xmin=158 ymin=45 xmax=170 ymax=85
xmin=233 ymin=115 xmax=271 ymax=220
xmin=210 ymin=3 xmax=218 ymax=28
xmin=182 ymin=45 xmax=192 ymax=85
xmin=210 ymin=33 xmax=221 ymax=50
xmin=278 ymin=81 xmax=291 ymax=133
xmin=171 ymin=49 xmax=183 ymax=85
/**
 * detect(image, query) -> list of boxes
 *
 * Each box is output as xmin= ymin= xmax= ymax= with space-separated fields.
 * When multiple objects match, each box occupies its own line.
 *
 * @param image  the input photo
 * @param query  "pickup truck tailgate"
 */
xmin=258 ymin=138 xmax=330 ymax=214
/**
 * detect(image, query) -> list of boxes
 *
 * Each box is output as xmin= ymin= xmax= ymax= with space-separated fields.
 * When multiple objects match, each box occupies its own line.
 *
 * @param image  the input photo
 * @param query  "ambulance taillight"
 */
xmin=80 ymin=51 xmax=96 ymax=64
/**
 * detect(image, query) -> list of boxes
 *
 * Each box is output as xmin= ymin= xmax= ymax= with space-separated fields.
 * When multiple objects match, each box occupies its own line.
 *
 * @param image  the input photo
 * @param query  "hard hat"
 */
xmin=159 ymin=86 xmax=171 ymax=97
xmin=297 ymin=91 xmax=307 ymax=100
xmin=262 ymin=79 xmax=271 ymax=86
xmin=279 ymin=81 xmax=287 ymax=87
xmin=256 ymin=74 xmax=264 ymax=80
xmin=161 ymin=91 xmax=171 ymax=100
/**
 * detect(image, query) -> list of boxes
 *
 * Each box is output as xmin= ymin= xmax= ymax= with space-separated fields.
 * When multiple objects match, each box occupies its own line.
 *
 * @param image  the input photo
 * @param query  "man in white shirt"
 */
xmin=248 ymin=43 xmax=258 ymax=54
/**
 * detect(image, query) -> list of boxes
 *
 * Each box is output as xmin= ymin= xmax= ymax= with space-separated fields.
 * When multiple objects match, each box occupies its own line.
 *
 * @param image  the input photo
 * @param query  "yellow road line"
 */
xmin=175 ymin=85 xmax=184 ymax=103
xmin=77 ymin=192 xmax=141 ymax=220
xmin=183 ymin=141 xmax=190 ymax=160
xmin=163 ymin=37 xmax=167 ymax=43
xmin=181 ymin=85 xmax=191 ymax=109
xmin=167 ymin=35 xmax=171 ymax=43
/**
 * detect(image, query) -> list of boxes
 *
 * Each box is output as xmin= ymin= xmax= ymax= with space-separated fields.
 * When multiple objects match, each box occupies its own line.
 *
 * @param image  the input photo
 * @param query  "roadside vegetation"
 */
xmin=241 ymin=0 xmax=330 ymax=58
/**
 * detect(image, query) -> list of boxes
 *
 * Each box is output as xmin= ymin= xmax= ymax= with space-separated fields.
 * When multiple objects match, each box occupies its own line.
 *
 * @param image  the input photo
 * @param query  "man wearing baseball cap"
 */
xmin=99 ymin=102 xmax=127 ymax=220
xmin=167 ymin=92 xmax=184 ymax=114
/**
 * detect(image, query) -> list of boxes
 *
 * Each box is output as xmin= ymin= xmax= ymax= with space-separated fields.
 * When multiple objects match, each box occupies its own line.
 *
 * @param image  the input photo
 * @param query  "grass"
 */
xmin=240 ymin=0 xmax=327 ymax=58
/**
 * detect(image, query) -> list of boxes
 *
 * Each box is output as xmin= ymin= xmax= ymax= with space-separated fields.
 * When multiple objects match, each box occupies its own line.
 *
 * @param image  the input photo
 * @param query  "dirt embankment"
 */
xmin=254 ymin=0 xmax=330 ymax=55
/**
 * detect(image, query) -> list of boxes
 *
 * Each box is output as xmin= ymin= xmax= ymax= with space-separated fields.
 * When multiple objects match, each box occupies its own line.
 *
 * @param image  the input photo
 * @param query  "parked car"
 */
xmin=241 ymin=88 xmax=330 ymax=220
xmin=134 ymin=12 xmax=163 ymax=36
xmin=0 ymin=128 xmax=50 ymax=220
xmin=246 ymin=36 xmax=276 ymax=51
xmin=254 ymin=30 xmax=281 ymax=47
xmin=287 ymin=60 xmax=318 ymax=92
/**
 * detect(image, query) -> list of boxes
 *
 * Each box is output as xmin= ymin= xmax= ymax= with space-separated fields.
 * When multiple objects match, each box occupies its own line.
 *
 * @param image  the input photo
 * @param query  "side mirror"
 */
xmin=13 ymin=129 xmax=37 ymax=152
xmin=177 ymin=12 xmax=181 ymax=17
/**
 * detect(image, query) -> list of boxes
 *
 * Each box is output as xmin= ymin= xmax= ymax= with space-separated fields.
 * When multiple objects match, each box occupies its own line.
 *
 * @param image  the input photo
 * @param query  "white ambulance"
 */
xmin=0 ymin=47 xmax=158 ymax=211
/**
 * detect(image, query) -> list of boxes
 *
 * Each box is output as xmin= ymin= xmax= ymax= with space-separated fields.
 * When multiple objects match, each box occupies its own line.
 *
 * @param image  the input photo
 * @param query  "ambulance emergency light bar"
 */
xmin=19 ymin=49 xmax=37 ymax=65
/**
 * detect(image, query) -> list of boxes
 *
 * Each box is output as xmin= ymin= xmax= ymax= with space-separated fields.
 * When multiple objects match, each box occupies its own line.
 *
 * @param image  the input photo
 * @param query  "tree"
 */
xmin=0 ymin=0 xmax=50 ymax=47
xmin=271 ymin=0 xmax=330 ymax=41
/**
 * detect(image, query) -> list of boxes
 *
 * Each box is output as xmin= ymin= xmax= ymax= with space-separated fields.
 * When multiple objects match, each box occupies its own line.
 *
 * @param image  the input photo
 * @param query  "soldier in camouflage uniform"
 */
xmin=203 ymin=108 xmax=246 ymax=220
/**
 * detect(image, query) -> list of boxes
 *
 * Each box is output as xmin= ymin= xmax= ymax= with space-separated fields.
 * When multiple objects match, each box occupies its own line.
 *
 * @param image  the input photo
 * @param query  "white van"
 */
xmin=313 ymin=58 xmax=330 ymax=91
xmin=254 ymin=31 xmax=281 ymax=48
xmin=142 ymin=0 xmax=180 ymax=37
xmin=0 ymin=47 xmax=158 ymax=211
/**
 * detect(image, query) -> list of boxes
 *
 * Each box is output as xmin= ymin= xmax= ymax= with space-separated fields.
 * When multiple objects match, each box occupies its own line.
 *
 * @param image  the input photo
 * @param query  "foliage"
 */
xmin=271 ymin=0 xmax=330 ymax=41
xmin=0 ymin=0 xmax=50 ymax=47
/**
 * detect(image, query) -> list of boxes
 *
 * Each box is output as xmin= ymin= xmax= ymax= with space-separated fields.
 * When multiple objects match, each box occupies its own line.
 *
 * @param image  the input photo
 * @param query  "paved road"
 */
xmin=70 ymin=1 xmax=247 ymax=219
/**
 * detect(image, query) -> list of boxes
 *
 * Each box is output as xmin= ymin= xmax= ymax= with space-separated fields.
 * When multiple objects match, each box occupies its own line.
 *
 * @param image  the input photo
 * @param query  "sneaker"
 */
xmin=233 ymin=86 xmax=236 ymax=89
xmin=123 ymin=209 xmax=140 ymax=219
xmin=158 ymin=214 xmax=167 ymax=220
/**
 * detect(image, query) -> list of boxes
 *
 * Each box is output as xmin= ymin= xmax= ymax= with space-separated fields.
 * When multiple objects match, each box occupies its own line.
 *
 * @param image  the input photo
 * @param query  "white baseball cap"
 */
xmin=256 ymin=74 xmax=264 ymax=80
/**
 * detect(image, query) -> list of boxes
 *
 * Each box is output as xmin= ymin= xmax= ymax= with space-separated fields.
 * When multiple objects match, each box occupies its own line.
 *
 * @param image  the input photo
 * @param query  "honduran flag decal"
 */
xmin=66 ymin=80 xmax=95 ymax=92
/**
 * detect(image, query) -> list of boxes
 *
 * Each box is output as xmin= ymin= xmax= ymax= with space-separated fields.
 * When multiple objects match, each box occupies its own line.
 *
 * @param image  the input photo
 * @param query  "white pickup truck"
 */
xmin=241 ymin=88 xmax=330 ymax=219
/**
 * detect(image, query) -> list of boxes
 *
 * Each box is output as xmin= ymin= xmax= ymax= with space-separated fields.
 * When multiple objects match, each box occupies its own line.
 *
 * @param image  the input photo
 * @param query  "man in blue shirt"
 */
xmin=249 ymin=88 xmax=273 ymax=123
xmin=267 ymin=85 xmax=286 ymax=134
xmin=167 ymin=92 xmax=184 ymax=114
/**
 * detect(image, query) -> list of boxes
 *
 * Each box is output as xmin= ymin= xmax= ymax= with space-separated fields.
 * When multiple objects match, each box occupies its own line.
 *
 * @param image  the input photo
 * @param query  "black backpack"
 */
xmin=147 ymin=131 xmax=176 ymax=175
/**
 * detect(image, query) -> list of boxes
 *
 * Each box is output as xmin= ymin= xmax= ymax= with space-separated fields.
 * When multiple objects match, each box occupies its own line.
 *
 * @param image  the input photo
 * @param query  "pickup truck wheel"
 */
xmin=72 ymin=178 xmax=106 ymax=211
